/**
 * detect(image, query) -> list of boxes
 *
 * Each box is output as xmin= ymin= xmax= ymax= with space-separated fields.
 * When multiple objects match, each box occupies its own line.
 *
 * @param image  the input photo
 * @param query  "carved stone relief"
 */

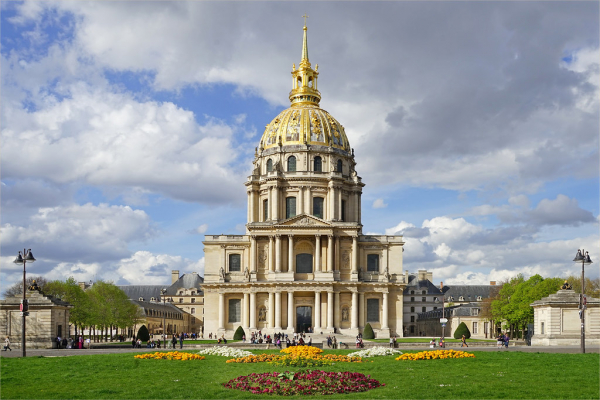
xmin=257 ymin=244 xmax=269 ymax=269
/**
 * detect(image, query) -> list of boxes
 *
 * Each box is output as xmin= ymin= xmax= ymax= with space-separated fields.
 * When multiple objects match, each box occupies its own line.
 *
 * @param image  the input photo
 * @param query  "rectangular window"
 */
xmin=313 ymin=197 xmax=324 ymax=219
xmin=541 ymin=322 xmax=545 ymax=334
xmin=191 ymin=317 xmax=196 ymax=324
xmin=191 ymin=298 xmax=196 ymax=303
xmin=341 ymin=200 xmax=346 ymax=221
xmin=263 ymin=199 xmax=269 ymax=221
xmin=411 ymin=297 xmax=415 ymax=302
xmin=366 ymin=299 xmax=380 ymax=322
xmin=422 ymin=297 xmax=426 ymax=302
xmin=433 ymin=307 xmax=438 ymax=310
xmin=367 ymin=254 xmax=379 ymax=272
xmin=228 ymin=299 xmax=241 ymax=323
xmin=286 ymin=197 xmax=297 ymax=219
xmin=472 ymin=322 xmax=478 ymax=334
xmin=179 ymin=298 xmax=183 ymax=303
xmin=410 ymin=315 xmax=415 ymax=322
xmin=410 ymin=307 xmax=415 ymax=312
xmin=191 ymin=308 xmax=196 ymax=314
xmin=422 ymin=307 xmax=426 ymax=312
xmin=229 ymin=254 xmax=241 ymax=272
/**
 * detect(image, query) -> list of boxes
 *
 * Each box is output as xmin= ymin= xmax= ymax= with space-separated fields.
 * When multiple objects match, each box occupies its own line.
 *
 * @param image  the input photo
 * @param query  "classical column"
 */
xmin=351 ymin=236 xmax=358 ymax=274
xmin=268 ymin=292 xmax=275 ymax=329
xmin=334 ymin=291 xmax=340 ymax=330
xmin=275 ymin=234 xmax=282 ymax=272
xmin=315 ymin=235 xmax=321 ymax=272
xmin=273 ymin=185 xmax=279 ymax=221
xmin=275 ymin=292 xmax=282 ymax=330
xmin=249 ymin=292 xmax=257 ymax=330
xmin=218 ymin=292 xmax=225 ymax=330
xmin=314 ymin=291 xmax=321 ymax=330
xmin=268 ymin=187 xmax=272 ymax=221
xmin=247 ymin=190 xmax=252 ymax=223
xmin=338 ymin=187 xmax=343 ymax=220
xmin=288 ymin=235 xmax=294 ymax=272
xmin=327 ymin=235 xmax=334 ymax=272
xmin=327 ymin=291 xmax=334 ymax=331
xmin=335 ymin=235 xmax=340 ymax=272
xmin=382 ymin=292 xmax=389 ymax=329
xmin=359 ymin=292 xmax=365 ymax=328
xmin=268 ymin=236 xmax=274 ymax=272
xmin=351 ymin=291 xmax=358 ymax=329
xmin=243 ymin=293 xmax=249 ymax=329
xmin=354 ymin=192 xmax=359 ymax=223
xmin=250 ymin=236 xmax=257 ymax=272
xmin=329 ymin=185 xmax=336 ymax=220
xmin=298 ymin=186 xmax=304 ymax=215
xmin=287 ymin=292 xmax=294 ymax=331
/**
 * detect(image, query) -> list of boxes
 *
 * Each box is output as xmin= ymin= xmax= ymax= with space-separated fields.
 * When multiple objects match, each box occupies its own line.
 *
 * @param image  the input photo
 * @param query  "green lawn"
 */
xmin=1 ymin=349 xmax=598 ymax=399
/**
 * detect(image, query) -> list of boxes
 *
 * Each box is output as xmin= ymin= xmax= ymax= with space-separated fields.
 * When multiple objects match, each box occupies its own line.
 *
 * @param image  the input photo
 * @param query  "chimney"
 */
xmin=440 ymin=281 xmax=443 ymax=289
xmin=172 ymin=270 xmax=180 ymax=284
xmin=490 ymin=281 xmax=496 ymax=286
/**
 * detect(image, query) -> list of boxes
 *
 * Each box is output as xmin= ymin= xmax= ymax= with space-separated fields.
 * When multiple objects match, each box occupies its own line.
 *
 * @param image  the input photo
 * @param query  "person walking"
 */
xmin=389 ymin=336 xmax=395 ymax=348
xmin=179 ymin=333 xmax=184 ymax=349
xmin=3 ymin=337 xmax=11 ymax=351
xmin=461 ymin=334 xmax=468 ymax=347
xmin=504 ymin=333 xmax=509 ymax=349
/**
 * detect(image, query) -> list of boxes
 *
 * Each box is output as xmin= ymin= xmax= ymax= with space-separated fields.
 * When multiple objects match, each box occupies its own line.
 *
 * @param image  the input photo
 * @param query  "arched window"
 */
xmin=139 ymin=297 xmax=144 ymax=302
xmin=287 ymin=156 xmax=296 ymax=172
xmin=266 ymin=159 xmax=273 ymax=172
xmin=296 ymin=253 xmax=313 ymax=273
xmin=313 ymin=197 xmax=324 ymax=219
xmin=286 ymin=197 xmax=296 ymax=219
xmin=459 ymin=296 xmax=464 ymax=301
xmin=313 ymin=156 xmax=322 ymax=172
xmin=337 ymin=159 xmax=342 ymax=173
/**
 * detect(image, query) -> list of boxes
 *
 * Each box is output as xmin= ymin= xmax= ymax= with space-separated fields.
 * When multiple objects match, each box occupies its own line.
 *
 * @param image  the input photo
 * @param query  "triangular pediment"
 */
xmin=279 ymin=214 xmax=331 ymax=227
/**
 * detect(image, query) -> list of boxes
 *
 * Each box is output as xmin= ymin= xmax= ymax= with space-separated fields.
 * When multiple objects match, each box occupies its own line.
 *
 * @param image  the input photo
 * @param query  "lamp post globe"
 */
xmin=573 ymin=249 xmax=592 ymax=354
xmin=13 ymin=249 xmax=36 ymax=358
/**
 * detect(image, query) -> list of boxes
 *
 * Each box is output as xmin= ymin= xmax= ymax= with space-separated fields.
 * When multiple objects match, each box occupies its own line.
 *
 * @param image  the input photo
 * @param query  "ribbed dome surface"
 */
xmin=260 ymin=105 xmax=350 ymax=152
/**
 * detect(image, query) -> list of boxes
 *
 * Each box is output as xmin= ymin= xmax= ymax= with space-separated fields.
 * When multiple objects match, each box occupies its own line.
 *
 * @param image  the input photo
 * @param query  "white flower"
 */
xmin=198 ymin=346 xmax=253 ymax=357
xmin=347 ymin=346 xmax=402 ymax=358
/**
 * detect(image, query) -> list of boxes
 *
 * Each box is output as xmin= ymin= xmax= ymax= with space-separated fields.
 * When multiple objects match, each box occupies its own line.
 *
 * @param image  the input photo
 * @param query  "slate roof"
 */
xmin=405 ymin=276 xmax=443 ymax=295
xmin=130 ymin=299 xmax=184 ymax=313
xmin=164 ymin=272 xmax=204 ymax=296
xmin=117 ymin=285 xmax=165 ymax=302
xmin=442 ymin=285 xmax=492 ymax=301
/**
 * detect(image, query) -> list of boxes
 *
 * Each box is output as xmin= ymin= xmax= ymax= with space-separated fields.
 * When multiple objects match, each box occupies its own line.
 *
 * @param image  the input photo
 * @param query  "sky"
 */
xmin=1 ymin=1 xmax=598 ymax=292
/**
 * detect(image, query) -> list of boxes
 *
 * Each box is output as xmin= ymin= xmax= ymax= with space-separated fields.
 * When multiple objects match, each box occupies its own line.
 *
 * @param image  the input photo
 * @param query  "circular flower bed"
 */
xmin=280 ymin=345 xmax=323 ymax=356
xmin=134 ymin=351 xmax=205 ymax=361
xmin=396 ymin=349 xmax=475 ymax=360
xmin=226 ymin=348 xmax=362 ymax=366
xmin=198 ymin=346 xmax=253 ymax=357
xmin=348 ymin=346 xmax=402 ymax=358
xmin=223 ymin=370 xmax=384 ymax=395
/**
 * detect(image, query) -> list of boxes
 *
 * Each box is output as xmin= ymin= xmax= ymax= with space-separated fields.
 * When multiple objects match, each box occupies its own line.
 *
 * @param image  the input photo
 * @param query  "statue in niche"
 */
xmin=258 ymin=307 xmax=267 ymax=322
xmin=341 ymin=307 xmax=349 ymax=322
xmin=244 ymin=267 xmax=250 ymax=282
xmin=219 ymin=267 xmax=225 ymax=280
xmin=384 ymin=266 xmax=391 ymax=282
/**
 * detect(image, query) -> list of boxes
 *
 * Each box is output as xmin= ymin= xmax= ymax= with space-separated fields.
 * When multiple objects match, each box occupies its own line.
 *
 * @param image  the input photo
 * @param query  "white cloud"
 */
xmin=372 ymin=198 xmax=387 ymax=209
xmin=1 ymin=203 xmax=154 ymax=263
xmin=194 ymin=224 xmax=209 ymax=235
xmin=117 ymin=251 xmax=204 ymax=285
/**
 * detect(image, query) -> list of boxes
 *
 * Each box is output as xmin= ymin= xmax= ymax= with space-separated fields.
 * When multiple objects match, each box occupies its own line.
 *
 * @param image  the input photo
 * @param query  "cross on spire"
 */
xmin=302 ymin=14 xmax=309 ymax=26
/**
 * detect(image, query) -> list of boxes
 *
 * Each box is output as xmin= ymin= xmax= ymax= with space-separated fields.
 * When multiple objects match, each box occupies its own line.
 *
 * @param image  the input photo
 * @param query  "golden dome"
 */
xmin=260 ymin=105 xmax=350 ymax=152
xmin=259 ymin=21 xmax=350 ymax=153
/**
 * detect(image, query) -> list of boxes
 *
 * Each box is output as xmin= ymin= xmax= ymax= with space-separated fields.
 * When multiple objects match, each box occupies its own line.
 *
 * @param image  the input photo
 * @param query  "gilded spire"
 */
xmin=301 ymin=14 xmax=310 ymax=67
xmin=289 ymin=17 xmax=321 ymax=107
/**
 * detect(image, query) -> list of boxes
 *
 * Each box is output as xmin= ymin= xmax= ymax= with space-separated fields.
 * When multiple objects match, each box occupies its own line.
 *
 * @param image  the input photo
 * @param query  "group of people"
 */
xmin=497 ymin=333 xmax=510 ymax=349
xmin=429 ymin=337 xmax=446 ymax=348
xmin=54 ymin=335 xmax=87 ymax=349
xmin=326 ymin=335 xmax=338 ymax=349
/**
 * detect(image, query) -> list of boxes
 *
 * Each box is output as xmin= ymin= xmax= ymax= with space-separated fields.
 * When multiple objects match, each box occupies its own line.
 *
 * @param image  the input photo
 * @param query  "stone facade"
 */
xmin=531 ymin=289 xmax=600 ymax=346
xmin=0 ymin=289 xmax=71 ymax=349
xmin=202 ymin=24 xmax=406 ymax=339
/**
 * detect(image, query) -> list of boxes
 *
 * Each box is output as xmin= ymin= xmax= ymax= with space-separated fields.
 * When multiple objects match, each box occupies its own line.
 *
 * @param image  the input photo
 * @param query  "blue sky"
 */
xmin=1 ymin=1 xmax=598 ymax=291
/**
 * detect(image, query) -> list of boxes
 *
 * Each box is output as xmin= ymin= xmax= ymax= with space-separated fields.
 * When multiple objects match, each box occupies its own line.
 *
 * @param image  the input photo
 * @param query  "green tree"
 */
xmin=453 ymin=322 xmax=471 ymax=339
xmin=44 ymin=277 xmax=91 ymax=336
xmin=137 ymin=325 xmax=150 ymax=342
xmin=363 ymin=323 xmax=375 ymax=339
xmin=233 ymin=326 xmax=245 ymax=340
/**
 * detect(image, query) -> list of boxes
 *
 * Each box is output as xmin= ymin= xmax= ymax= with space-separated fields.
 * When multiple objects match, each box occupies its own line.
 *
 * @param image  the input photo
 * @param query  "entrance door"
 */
xmin=296 ymin=306 xmax=312 ymax=333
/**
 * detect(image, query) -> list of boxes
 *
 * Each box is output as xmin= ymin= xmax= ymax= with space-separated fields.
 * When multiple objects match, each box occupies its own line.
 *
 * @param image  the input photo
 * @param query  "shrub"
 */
xmin=453 ymin=322 xmax=471 ymax=339
xmin=362 ymin=323 xmax=375 ymax=339
xmin=233 ymin=326 xmax=245 ymax=340
xmin=137 ymin=325 xmax=150 ymax=342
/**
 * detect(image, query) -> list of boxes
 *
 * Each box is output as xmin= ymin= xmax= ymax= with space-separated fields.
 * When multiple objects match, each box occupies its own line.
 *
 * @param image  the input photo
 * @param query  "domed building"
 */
xmin=202 ymin=23 xmax=407 ymax=338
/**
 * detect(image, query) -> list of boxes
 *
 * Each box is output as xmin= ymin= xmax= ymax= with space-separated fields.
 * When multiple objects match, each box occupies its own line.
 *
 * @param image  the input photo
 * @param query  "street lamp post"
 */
xmin=13 ymin=249 xmax=36 ymax=357
xmin=161 ymin=288 xmax=167 ymax=349
xmin=573 ymin=249 xmax=592 ymax=354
